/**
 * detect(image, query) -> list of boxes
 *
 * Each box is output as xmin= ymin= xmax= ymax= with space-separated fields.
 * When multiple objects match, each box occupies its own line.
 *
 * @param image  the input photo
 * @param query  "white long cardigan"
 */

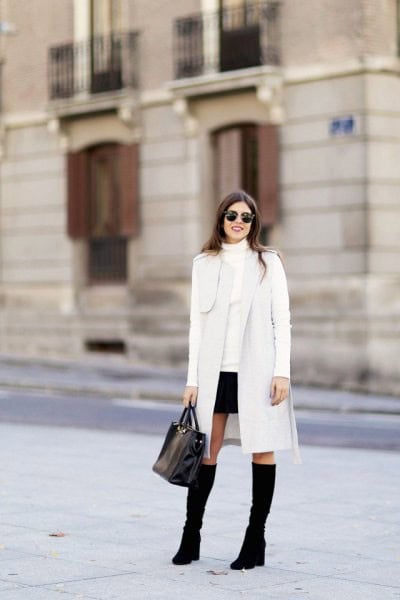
xmin=186 ymin=248 xmax=302 ymax=464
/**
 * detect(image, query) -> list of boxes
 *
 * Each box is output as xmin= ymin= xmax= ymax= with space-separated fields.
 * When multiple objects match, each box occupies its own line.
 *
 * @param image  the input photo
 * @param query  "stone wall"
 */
xmin=0 ymin=0 xmax=399 ymax=392
xmin=364 ymin=72 xmax=400 ymax=394
xmin=2 ymin=0 xmax=73 ymax=112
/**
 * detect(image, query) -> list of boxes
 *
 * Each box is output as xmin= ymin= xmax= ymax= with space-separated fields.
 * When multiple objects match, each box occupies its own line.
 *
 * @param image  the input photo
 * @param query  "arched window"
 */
xmin=67 ymin=142 xmax=139 ymax=283
xmin=212 ymin=123 xmax=279 ymax=242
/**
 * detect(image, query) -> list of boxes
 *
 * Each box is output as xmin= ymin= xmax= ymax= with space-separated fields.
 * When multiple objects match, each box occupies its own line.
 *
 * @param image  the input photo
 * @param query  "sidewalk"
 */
xmin=0 ymin=421 xmax=399 ymax=599
xmin=0 ymin=354 xmax=399 ymax=415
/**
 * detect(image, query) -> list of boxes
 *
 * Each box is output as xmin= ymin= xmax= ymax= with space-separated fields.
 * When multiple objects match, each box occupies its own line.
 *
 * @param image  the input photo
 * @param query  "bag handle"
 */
xmin=189 ymin=403 xmax=200 ymax=430
xmin=178 ymin=403 xmax=200 ymax=431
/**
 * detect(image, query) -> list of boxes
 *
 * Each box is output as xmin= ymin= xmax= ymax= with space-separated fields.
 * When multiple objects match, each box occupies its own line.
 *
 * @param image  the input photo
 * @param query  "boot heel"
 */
xmin=255 ymin=553 xmax=265 ymax=566
xmin=192 ymin=535 xmax=200 ymax=560
xmin=172 ymin=531 xmax=200 ymax=565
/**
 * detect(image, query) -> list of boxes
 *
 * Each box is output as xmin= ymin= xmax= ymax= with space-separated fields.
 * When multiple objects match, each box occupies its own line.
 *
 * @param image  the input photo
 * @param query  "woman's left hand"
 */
xmin=270 ymin=376 xmax=290 ymax=405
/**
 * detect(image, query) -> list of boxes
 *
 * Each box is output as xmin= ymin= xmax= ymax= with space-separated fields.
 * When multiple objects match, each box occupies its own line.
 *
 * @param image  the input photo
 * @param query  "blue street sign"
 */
xmin=330 ymin=116 xmax=355 ymax=136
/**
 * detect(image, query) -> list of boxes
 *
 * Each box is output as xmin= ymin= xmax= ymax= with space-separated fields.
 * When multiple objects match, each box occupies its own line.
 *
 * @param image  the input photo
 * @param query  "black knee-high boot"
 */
xmin=172 ymin=463 xmax=217 ymax=565
xmin=230 ymin=462 xmax=276 ymax=570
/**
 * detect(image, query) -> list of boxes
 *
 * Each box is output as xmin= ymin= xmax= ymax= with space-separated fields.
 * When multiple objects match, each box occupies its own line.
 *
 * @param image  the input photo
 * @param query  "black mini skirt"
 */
xmin=213 ymin=371 xmax=238 ymax=414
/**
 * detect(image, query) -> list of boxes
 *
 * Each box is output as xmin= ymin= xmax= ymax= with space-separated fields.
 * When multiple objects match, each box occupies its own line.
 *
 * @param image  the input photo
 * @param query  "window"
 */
xmin=398 ymin=0 xmax=400 ymax=56
xmin=212 ymin=123 xmax=279 ymax=242
xmin=90 ymin=0 xmax=123 ymax=93
xmin=88 ymin=145 xmax=125 ymax=282
xmin=90 ymin=0 xmax=122 ymax=36
xmin=89 ymin=145 xmax=119 ymax=236
xmin=219 ymin=0 xmax=263 ymax=72
xmin=67 ymin=143 xmax=139 ymax=284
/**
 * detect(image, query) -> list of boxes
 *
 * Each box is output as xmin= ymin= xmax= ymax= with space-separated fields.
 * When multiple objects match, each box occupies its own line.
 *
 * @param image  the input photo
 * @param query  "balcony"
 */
xmin=48 ymin=32 xmax=139 ymax=117
xmin=173 ymin=1 xmax=280 ymax=81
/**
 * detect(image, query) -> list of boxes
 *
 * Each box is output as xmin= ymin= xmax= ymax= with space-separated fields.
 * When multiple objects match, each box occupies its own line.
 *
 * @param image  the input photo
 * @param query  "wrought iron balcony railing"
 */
xmin=48 ymin=31 xmax=139 ymax=100
xmin=173 ymin=1 xmax=280 ymax=80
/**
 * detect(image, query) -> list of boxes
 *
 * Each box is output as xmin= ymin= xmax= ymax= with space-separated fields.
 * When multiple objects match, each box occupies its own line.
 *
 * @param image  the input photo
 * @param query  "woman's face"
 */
xmin=222 ymin=201 xmax=253 ymax=244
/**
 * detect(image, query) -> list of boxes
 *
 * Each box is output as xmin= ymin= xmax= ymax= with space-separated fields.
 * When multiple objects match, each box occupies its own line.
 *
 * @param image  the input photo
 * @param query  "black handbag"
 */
xmin=152 ymin=403 xmax=206 ymax=488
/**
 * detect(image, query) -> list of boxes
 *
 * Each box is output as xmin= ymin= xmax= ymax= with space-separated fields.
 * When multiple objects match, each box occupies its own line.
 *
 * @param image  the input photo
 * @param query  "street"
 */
xmin=0 ymin=420 xmax=399 ymax=600
xmin=0 ymin=387 xmax=399 ymax=452
xmin=0 ymin=360 xmax=399 ymax=598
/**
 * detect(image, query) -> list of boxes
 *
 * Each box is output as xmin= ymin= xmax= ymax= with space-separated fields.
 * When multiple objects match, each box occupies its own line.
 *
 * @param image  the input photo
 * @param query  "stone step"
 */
xmin=127 ymin=334 xmax=188 ymax=368
xmin=0 ymin=310 xmax=190 ymax=366
xmin=1 ymin=310 xmax=189 ymax=335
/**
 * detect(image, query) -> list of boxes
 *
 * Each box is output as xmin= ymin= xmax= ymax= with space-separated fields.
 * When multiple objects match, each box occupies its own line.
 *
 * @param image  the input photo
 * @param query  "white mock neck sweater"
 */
xmin=220 ymin=236 xmax=251 ymax=372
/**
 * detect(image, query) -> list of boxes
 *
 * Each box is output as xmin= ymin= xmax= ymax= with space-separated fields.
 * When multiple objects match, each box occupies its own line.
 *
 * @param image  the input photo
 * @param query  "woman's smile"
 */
xmin=222 ymin=200 xmax=252 ymax=243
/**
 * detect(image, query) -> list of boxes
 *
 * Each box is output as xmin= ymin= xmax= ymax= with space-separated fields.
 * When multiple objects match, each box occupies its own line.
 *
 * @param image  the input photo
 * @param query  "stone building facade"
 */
xmin=0 ymin=0 xmax=399 ymax=395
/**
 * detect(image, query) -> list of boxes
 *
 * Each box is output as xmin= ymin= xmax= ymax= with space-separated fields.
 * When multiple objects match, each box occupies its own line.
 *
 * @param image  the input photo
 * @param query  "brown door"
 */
xmin=67 ymin=142 xmax=139 ymax=283
xmin=88 ymin=144 xmax=126 ymax=283
xmin=213 ymin=124 xmax=258 ymax=201
xmin=212 ymin=123 xmax=279 ymax=241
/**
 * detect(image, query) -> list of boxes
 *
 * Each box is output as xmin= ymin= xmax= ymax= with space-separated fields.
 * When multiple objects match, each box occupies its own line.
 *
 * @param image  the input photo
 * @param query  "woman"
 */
xmin=172 ymin=190 xmax=301 ymax=570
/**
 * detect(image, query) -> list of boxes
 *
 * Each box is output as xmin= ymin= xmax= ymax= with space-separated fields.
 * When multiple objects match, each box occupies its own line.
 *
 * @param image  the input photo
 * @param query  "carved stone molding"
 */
xmin=47 ymin=117 xmax=69 ymax=151
xmin=172 ymin=97 xmax=199 ymax=137
xmin=256 ymin=78 xmax=284 ymax=124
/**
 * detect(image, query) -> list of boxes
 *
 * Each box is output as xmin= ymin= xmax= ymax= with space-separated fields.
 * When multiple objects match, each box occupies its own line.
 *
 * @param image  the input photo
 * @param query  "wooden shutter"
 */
xmin=118 ymin=143 xmax=139 ymax=237
xmin=67 ymin=150 xmax=89 ymax=239
xmin=257 ymin=124 xmax=279 ymax=226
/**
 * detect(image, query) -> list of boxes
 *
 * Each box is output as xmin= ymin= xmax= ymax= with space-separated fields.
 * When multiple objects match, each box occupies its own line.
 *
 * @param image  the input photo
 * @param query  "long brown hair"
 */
xmin=201 ymin=190 xmax=280 ymax=280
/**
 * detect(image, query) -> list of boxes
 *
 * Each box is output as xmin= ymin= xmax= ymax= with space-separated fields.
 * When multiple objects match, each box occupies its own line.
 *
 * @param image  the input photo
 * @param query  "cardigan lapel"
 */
xmin=197 ymin=250 xmax=261 ymax=346
xmin=197 ymin=254 xmax=222 ymax=312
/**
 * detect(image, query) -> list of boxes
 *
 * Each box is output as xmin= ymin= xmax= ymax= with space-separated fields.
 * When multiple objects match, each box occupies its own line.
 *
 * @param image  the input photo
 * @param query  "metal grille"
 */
xmin=48 ymin=32 xmax=139 ymax=100
xmin=88 ymin=237 xmax=127 ymax=283
xmin=174 ymin=1 xmax=280 ymax=79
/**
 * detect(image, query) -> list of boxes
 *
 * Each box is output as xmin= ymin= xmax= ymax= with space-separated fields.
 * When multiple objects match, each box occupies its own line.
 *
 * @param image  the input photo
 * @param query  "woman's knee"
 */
xmin=202 ymin=438 xmax=223 ymax=465
xmin=210 ymin=439 xmax=223 ymax=459
xmin=203 ymin=414 xmax=227 ymax=464
xmin=202 ymin=454 xmax=218 ymax=465
xmin=202 ymin=449 xmax=219 ymax=465
xmin=253 ymin=451 xmax=275 ymax=464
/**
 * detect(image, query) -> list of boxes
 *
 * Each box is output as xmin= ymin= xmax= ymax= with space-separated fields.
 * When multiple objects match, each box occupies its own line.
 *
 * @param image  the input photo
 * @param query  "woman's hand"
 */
xmin=270 ymin=376 xmax=289 ymax=405
xmin=183 ymin=386 xmax=198 ymax=408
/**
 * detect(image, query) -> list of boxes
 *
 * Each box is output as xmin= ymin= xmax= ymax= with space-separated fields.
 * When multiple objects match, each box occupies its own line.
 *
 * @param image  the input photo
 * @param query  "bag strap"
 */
xmin=178 ymin=406 xmax=189 ymax=424
xmin=178 ymin=403 xmax=200 ymax=430
xmin=189 ymin=403 xmax=200 ymax=430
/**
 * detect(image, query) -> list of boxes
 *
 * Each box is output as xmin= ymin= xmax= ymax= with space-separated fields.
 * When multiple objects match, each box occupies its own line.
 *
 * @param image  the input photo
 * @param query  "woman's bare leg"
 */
xmin=252 ymin=451 xmax=275 ymax=465
xmin=202 ymin=413 xmax=228 ymax=465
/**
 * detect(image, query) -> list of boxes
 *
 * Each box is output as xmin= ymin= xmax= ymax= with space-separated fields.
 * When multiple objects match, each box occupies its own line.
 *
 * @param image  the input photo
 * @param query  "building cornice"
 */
xmin=1 ymin=111 xmax=48 ymax=128
xmin=284 ymin=56 xmax=400 ymax=84
xmin=1 ymin=57 xmax=399 ymax=131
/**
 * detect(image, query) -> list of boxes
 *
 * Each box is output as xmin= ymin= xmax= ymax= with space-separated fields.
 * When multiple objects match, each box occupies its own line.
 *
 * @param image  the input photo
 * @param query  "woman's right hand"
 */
xmin=183 ymin=386 xmax=198 ymax=408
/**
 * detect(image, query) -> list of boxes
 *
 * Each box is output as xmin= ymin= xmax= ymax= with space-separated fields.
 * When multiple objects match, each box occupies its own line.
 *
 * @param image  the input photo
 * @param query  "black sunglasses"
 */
xmin=223 ymin=210 xmax=255 ymax=224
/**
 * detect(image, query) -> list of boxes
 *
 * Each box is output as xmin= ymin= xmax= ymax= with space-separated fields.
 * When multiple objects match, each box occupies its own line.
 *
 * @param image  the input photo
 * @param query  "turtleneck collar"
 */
xmin=221 ymin=237 xmax=250 ymax=251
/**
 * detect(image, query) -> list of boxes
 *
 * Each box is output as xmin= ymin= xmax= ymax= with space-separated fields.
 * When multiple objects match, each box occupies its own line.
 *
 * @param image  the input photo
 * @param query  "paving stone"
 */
xmin=0 ymin=422 xmax=399 ymax=599
xmin=0 ymin=554 xmax=127 ymax=587
xmin=0 ymin=584 xmax=99 ymax=600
